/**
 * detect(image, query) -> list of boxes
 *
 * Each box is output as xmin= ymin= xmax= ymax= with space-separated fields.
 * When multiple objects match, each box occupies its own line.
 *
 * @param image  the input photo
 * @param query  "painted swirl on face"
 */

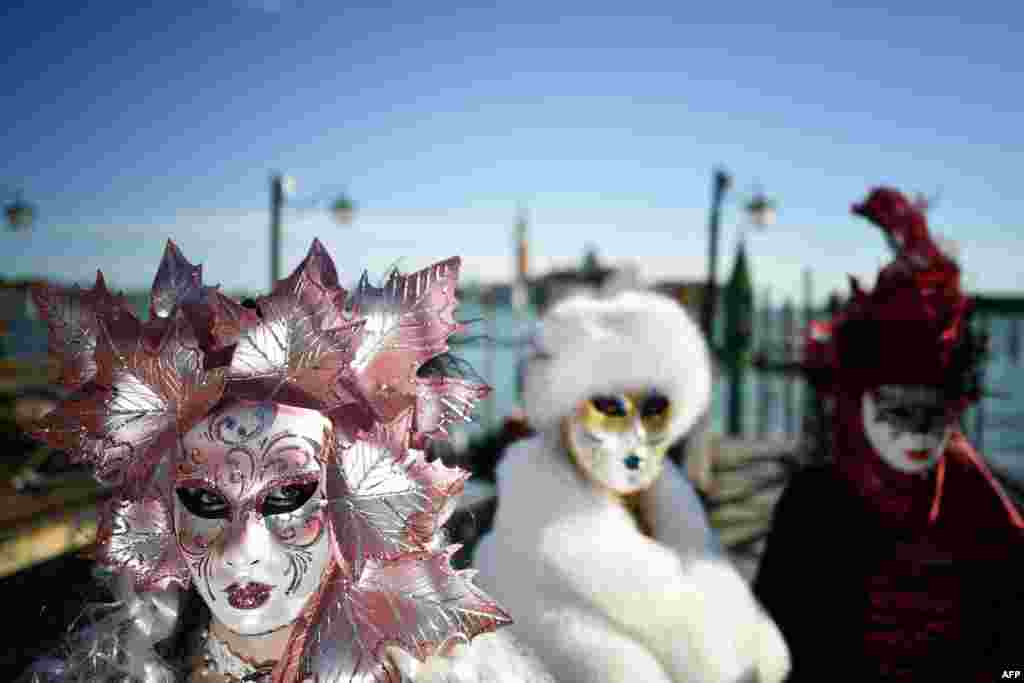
xmin=264 ymin=479 xmax=326 ymax=548
xmin=283 ymin=547 xmax=314 ymax=596
xmin=212 ymin=402 xmax=276 ymax=445
xmin=175 ymin=439 xmax=325 ymax=594
xmin=173 ymin=400 xmax=333 ymax=635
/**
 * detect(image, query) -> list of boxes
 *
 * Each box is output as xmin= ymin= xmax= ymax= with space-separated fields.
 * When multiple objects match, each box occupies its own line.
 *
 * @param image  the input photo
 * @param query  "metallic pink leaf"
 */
xmin=149 ymin=239 xmax=208 ymax=320
xmin=192 ymin=289 xmax=260 ymax=354
xmin=95 ymin=458 xmax=190 ymax=591
xmin=412 ymin=376 xmax=491 ymax=449
xmin=226 ymin=246 xmax=362 ymax=410
xmin=274 ymin=238 xmax=348 ymax=313
xmin=30 ymin=271 xmax=134 ymax=388
xmin=293 ymin=549 xmax=511 ymax=682
xmin=348 ymin=257 xmax=463 ymax=423
xmin=325 ymin=414 xmax=440 ymax=579
xmin=30 ymin=381 xmax=109 ymax=462
xmin=32 ymin=314 xmax=225 ymax=490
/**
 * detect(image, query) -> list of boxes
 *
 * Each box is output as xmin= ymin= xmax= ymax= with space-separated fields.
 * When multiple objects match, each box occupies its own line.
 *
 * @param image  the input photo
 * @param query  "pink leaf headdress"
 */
xmin=29 ymin=239 xmax=504 ymax=679
xmin=31 ymin=270 xmax=135 ymax=388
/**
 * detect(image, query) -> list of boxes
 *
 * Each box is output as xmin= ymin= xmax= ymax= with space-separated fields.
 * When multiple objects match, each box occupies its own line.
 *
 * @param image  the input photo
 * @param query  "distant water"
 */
xmin=451 ymin=302 xmax=1024 ymax=485
xmin=7 ymin=299 xmax=1021 ymax=483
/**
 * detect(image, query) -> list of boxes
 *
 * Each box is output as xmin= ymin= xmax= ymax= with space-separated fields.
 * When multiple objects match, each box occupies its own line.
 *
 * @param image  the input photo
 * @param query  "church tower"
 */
xmin=512 ymin=204 xmax=530 ymax=311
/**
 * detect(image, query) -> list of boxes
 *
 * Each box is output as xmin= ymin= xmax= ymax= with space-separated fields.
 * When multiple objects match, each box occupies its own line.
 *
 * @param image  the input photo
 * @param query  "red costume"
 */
xmin=753 ymin=188 xmax=1024 ymax=681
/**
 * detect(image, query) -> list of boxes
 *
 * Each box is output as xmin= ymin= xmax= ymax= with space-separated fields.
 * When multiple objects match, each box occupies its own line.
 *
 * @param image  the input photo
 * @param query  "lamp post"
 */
xmin=700 ymin=168 xmax=777 ymax=436
xmin=268 ymin=173 xmax=355 ymax=288
xmin=700 ymin=168 xmax=776 ymax=343
xmin=270 ymin=174 xmax=285 ymax=286
xmin=700 ymin=168 xmax=732 ymax=339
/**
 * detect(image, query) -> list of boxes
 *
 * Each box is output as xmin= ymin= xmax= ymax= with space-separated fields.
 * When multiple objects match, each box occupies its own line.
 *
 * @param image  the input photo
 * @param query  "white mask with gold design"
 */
xmin=564 ymin=389 xmax=674 ymax=495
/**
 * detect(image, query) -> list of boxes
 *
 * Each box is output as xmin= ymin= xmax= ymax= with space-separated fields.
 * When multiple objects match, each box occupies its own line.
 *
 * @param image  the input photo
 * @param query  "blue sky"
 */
xmin=1 ymin=0 xmax=1022 ymax=305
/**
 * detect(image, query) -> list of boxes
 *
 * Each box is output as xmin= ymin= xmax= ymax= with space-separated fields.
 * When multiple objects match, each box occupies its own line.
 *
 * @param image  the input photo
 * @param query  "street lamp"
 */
xmin=331 ymin=195 xmax=356 ymax=226
xmin=698 ymin=169 xmax=777 ymax=437
xmin=700 ymin=169 xmax=777 ymax=340
xmin=4 ymin=189 xmax=34 ymax=231
xmin=700 ymin=168 xmax=731 ymax=339
xmin=745 ymin=190 xmax=776 ymax=228
xmin=269 ymin=173 xmax=356 ymax=286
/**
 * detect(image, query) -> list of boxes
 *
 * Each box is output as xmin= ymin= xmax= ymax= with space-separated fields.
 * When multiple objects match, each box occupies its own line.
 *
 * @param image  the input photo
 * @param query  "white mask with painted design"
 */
xmin=174 ymin=400 xmax=333 ymax=636
xmin=862 ymin=385 xmax=952 ymax=474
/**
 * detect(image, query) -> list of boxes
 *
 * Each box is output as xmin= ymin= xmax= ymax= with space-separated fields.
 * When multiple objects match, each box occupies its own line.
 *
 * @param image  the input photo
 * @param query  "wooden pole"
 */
xmin=801 ymin=268 xmax=814 ymax=434
xmin=484 ymin=290 xmax=497 ymax=430
xmin=1010 ymin=318 xmax=1020 ymax=365
xmin=782 ymin=299 xmax=796 ymax=437
xmin=974 ymin=314 xmax=989 ymax=451
xmin=757 ymin=287 xmax=773 ymax=438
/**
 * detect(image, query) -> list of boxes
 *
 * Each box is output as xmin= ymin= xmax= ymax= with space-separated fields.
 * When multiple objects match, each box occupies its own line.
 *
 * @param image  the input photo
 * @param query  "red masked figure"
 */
xmin=753 ymin=188 xmax=1024 ymax=682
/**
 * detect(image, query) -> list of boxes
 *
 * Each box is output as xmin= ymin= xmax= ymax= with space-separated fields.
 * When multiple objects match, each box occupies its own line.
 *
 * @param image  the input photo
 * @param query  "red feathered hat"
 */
xmin=805 ymin=188 xmax=983 ymax=410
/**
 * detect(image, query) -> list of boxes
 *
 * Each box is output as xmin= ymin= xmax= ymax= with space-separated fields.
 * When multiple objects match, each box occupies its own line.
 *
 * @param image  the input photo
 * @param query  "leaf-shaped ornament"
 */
xmin=31 ymin=271 xmax=134 ymax=388
xmin=274 ymin=237 xmax=347 ymax=318
xmin=33 ymin=315 xmax=225 ymax=490
xmin=149 ymin=239 xmax=208 ymax=320
xmin=95 ymin=457 xmax=190 ymax=592
xmin=286 ymin=550 xmax=511 ymax=683
xmin=348 ymin=257 xmax=463 ymax=423
xmin=412 ymin=376 xmax=491 ymax=449
xmin=226 ymin=289 xmax=363 ymax=410
xmin=326 ymin=413 xmax=468 ymax=579
xmin=226 ymin=241 xmax=362 ymax=411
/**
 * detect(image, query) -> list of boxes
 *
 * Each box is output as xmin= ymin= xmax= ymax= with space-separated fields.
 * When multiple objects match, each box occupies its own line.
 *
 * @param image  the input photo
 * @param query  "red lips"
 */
xmin=225 ymin=582 xmax=273 ymax=610
xmin=906 ymin=449 xmax=931 ymax=462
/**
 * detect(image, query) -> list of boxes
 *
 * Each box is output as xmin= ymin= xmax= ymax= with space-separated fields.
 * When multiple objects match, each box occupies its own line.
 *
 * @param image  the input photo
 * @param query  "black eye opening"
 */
xmin=261 ymin=481 xmax=319 ymax=516
xmin=175 ymin=487 xmax=230 ymax=520
xmin=641 ymin=393 xmax=670 ymax=418
xmin=591 ymin=395 xmax=628 ymax=417
xmin=241 ymin=297 xmax=263 ymax=318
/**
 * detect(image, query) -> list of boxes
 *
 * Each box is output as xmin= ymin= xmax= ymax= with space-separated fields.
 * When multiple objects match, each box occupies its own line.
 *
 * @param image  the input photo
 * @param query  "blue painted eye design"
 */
xmin=212 ymin=403 xmax=276 ymax=444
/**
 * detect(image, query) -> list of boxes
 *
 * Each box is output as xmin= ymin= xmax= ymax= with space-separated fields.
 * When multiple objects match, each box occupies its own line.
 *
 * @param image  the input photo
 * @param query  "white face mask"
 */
xmin=565 ymin=389 xmax=674 ymax=495
xmin=861 ymin=385 xmax=952 ymax=474
xmin=175 ymin=401 xmax=333 ymax=636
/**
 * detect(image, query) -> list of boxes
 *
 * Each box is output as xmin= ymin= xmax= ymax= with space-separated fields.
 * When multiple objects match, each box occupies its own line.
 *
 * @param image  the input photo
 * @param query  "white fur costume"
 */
xmin=473 ymin=291 xmax=790 ymax=683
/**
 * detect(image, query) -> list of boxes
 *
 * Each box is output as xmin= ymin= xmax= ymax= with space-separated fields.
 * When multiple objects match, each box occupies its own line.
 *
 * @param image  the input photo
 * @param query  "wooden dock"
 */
xmin=685 ymin=429 xmax=801 ymax=582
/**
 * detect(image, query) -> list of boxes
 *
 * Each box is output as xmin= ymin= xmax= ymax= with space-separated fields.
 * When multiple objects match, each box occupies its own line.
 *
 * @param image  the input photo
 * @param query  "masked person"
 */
xmin=473 ymin=290 xmax=791 ymax=683
xmin=22 ymin=240 xmax=554 ymax=683
xmin=753 ymin=188 xmax=1024 ymax=682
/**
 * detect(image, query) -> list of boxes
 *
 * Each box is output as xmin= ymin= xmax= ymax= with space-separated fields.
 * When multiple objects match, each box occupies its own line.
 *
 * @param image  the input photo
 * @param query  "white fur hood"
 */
xmin=522 ymin=290 xmax=712 ymax=442
xmin=473 ymin=434 xmax=790 ymax=683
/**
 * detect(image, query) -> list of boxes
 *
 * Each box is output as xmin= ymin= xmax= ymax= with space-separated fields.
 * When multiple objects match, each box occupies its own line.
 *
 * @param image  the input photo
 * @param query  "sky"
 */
xmin=1 ymin=0 xmax=1022 ymax=306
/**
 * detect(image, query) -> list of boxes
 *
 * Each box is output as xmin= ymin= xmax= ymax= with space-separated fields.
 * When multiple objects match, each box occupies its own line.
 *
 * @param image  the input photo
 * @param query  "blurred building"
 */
xmin=650 ymin=280 xmax=709 ymax=322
